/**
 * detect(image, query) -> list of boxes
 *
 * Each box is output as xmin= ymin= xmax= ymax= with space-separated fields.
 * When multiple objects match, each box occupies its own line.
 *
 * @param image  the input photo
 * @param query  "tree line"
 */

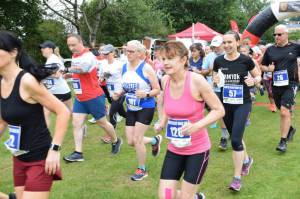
xmin=1 ymin=0 xmax=298 ymax=62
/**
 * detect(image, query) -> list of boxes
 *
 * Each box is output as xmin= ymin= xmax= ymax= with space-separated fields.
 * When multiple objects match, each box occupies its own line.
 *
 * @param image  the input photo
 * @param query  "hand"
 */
xmin=135 ymin=89 xmax=147 ymax=98
xmin=112 ymin=92 xmax=121 ymax=101
xmin=154 ymin=123 xmax=164 ymax=133
xmin=181 ymin=122 xmax=200 ymax=136
xmin=45 ymin=150 xmax=60 ymax=175
xmin=213 ymin=74 xmax=220 ymax=85
xmin=244 ymin=76 xmax=255 ymax=87
xmin=268 ymin=62 xmax=275 ymax=72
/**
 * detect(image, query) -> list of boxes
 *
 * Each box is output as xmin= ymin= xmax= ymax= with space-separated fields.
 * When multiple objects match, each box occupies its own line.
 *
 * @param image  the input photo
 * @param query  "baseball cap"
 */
xmin=39 ymin=40 xmax=56 ymax=49
xmin=100 ymin=44 xmax=116 ymax=54
xmin=210 ymin=36 xmax=223 ymax=47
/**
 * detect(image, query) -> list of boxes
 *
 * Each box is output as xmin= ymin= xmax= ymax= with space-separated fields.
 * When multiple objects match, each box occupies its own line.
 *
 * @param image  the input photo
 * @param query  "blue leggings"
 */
xmin=223 ymin=102 xmax=252 ymax=151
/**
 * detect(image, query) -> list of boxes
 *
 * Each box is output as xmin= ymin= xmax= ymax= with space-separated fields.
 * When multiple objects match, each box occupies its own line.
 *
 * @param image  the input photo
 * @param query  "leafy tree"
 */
xmin=80 ymin=0 xmax=172 ymax=46
xmin=37 ymin=20 xmax=71 ymax=60
xmin=0 ymin=0 xmax=43 ymax=60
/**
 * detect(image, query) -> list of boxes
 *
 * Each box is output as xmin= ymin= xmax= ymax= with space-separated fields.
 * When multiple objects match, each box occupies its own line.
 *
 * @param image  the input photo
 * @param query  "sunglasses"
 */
xmin=273 ymin=33 xmax=285 ymax=37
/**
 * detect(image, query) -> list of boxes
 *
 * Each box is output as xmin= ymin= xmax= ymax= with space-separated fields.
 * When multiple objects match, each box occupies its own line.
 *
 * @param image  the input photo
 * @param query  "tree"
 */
xmin=0 ymin=0 xmax=43 ymax=61
xmin=80 ymin=0 xmax=172 ymax=46
xmin=43 ymin=0 xmax=107 ymax=46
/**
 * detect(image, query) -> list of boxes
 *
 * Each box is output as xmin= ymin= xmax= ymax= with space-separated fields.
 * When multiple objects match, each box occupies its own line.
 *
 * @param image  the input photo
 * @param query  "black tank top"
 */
xmin=0 ymin=70 xmax=51 ymax=162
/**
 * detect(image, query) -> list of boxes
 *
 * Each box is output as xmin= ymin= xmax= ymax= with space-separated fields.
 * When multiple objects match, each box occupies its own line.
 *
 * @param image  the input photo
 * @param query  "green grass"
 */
xmin=0 ymin=93 xmax=299 ymax=199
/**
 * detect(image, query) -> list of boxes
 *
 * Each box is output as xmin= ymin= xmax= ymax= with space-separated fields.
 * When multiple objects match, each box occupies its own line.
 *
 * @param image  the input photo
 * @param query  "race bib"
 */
xmin=4 ymin=125 xmax=28 ymax=156
xmin=223 ymin=84 xmax=243 ymax=104
xmin=273 ymin=70 xmax=289 ymax=86
xmin=165 ymin=119 xmax=191 ymax=148
xmin=72 ymin=78 xmax=82 ymax=94
xmin=107 ymin=83 xmax=115 ymax=92
xmin=125 ymin=93 xmax=142 ymax=111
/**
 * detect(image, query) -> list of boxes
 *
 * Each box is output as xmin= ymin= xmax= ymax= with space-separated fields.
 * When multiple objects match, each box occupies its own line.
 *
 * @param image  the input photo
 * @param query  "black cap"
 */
xmin=39 ymin=40 xmax=56 ymax=49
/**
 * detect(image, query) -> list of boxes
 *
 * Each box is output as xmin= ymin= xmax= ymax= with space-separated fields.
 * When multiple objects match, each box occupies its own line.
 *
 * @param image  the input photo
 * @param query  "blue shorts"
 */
xmin=73 ymin=95 xmax=106 ymax=120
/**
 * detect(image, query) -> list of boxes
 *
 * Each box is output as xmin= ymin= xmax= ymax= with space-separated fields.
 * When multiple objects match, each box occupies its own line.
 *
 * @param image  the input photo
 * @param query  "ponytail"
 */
xmin=18 ymin=50 xmax=58 ymax=82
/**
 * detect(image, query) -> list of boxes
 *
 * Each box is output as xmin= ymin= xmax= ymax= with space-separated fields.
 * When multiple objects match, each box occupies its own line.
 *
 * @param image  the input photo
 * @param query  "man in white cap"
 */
xmin=202 ymin=35 xmax=230 ymax=151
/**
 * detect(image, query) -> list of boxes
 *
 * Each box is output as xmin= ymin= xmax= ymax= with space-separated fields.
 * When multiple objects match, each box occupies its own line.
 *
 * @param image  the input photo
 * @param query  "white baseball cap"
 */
xmin=210 ymin=35 xmax=223 ymax=47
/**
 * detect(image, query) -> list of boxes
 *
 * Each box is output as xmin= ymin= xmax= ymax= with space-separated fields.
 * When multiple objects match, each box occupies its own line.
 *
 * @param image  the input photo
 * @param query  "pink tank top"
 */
xmin=164 ymin=71 xmax=211 ymax=155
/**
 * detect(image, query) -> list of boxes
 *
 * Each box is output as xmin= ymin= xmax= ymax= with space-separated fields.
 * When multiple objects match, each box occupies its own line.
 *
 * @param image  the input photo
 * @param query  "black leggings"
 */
xmin=223 ymin=102 xmax=252 ymax=151
xmin=109 ymin=96 xmax=126 ymax=128
xmin=101 ymin=85 xmax=112 ymax=104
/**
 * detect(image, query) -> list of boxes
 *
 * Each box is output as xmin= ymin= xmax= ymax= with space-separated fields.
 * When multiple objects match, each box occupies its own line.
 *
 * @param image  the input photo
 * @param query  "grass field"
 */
xmin=0 ymin=94 xmax=299 ymax=199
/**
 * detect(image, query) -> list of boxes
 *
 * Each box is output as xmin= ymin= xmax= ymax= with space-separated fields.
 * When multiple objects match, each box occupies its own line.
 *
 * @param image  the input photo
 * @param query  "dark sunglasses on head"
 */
xmin=273 ymin=33 xmax=284 ymax=37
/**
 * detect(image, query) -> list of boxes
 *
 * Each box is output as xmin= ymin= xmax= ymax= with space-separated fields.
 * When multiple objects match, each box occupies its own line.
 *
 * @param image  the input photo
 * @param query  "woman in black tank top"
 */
xmin=0 ymin=31 xmax=70 ymax=198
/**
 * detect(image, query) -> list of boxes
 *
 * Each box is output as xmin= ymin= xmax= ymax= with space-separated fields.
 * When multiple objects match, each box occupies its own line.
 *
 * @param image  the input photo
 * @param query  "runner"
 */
xmin=40 ymin=40 xmax=72 ymax=127
xmin=202 ymin=35 xmax=230 ymax=150
xmin=213 ymin=31 xmax=261 ymax=191
xmin=99 ymin=44 xmax=126 ymax=129
xmin=113 ymin=40 xmax=161 ymax=181
xmin=155 ymin=40 xmax=224 ymax=199
xmin=63 ymin=34 xmax=122 ymax=163
xmin=0 ymin=31 xmax=70 ymax=199
xmin=261 ymin=24 xmax=300 ymax=152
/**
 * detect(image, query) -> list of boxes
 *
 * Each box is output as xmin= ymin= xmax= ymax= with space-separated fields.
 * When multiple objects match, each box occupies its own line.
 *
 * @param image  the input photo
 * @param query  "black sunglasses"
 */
xmin=273 ymin=33 xmax=284 ymax=37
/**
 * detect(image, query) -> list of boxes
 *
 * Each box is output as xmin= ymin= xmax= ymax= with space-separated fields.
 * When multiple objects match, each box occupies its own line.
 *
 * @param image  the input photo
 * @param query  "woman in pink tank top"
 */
xmin=155 ymin=41 xmax=225 ymax=199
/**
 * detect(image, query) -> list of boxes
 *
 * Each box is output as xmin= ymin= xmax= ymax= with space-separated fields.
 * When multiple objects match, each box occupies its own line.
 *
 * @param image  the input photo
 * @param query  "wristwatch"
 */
xmin=50 ymin=143 xmax=61 ymax=151
xmin=146 ymin=93 xmax=150 ymax=98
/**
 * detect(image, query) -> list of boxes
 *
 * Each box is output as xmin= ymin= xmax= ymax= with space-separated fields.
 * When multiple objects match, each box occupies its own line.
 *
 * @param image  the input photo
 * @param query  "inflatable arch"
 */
xmin=242 ymin=0 xmax=300 ymax=47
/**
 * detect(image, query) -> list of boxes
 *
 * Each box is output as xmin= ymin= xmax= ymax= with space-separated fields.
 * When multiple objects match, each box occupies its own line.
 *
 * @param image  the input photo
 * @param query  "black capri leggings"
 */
xmin=223 ymin=102 xmax=252 ymax=151
xmin=109 ymin=96 xmax=126 ymax=129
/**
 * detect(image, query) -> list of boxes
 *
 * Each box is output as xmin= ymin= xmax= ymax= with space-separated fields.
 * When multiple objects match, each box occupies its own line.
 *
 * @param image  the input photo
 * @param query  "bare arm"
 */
xmin=136 ymin=64 xmax=160 ymax=98
xmin=22 ymin=74 xmax=70 ymax=175
xmin=0 ymin=119 xmax=7 ymax=139
xmin=182 ymin=74 xmax=224 ymax=134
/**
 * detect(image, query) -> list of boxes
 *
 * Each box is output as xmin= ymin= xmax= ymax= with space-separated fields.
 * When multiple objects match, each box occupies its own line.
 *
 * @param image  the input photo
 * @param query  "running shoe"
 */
xmin=111 ymin=137 xmax=122 ymax=154
xmin=8 ymin=193 xmax=16 ymax=199
xmin=196 ymin=192 xmax=206 ymax=199
xmin=63 ymin=151 xmax=84 ymax=162
xmin=287 ymin=127 xmax=296 ymax=142
xmin=259 ymin=86 xmax=264 ymax=96
xmin=131 ymin=168 xmax=148 ymax=181
xmin=269 ymin=104 xmax=277 ymax=113
xmin=152 ymin=135 xmax=162 ymax=157
xmin=229 ymin=177 xmax=242 ymax=191
xmin=276 ymin=140 xmax=287 ymax=152
xmin=88 ymin=117 xmax=97 ymax=124
xmin=241 ymin=156 xmax=253 ymax=176
xmin=209 ymin=122 xmax=217 ymax=129
xmin=218 ymin=138 xmax=227 ymax=151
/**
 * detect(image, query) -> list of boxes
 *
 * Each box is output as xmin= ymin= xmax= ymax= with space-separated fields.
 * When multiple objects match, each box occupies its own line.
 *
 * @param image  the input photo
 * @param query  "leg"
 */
xmin=178 ymin=180 xmax=199 ymax=199
xmin=14 ymin=187 xmax=24 ymax=199
xmin=133 ymin=122 xmax=149 ymax=166
xmin=280 ymin=106 xmax=291 ymax=139
xmin=63 ymin=98 xmax=72 ymax=111
xmin=231 ymin=103 xmax=251 ymax=178
xmin=72 ymin=113 xmax=87 ymax=152
xmin=109 ymin=99 xmax=120 ymax=129
xmin=22 ymin=192 xmax=50 ymax=199
xmin=96 ymin=116 xmax=117 ymax=143
xmin=0 ymin=192 xmax=8 ymax=199
xmin=158 ymin=180 xmax=178 ymax=199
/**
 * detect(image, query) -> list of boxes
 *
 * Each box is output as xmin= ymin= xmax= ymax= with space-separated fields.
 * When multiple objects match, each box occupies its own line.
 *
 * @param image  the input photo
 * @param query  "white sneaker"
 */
xmin=88 ymin=117 xmax=97 ymax=124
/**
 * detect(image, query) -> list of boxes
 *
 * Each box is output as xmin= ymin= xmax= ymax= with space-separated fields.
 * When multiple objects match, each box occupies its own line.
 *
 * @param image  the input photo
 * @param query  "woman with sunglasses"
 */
xmin=213 ymin=31 xmax=261 ymax=191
